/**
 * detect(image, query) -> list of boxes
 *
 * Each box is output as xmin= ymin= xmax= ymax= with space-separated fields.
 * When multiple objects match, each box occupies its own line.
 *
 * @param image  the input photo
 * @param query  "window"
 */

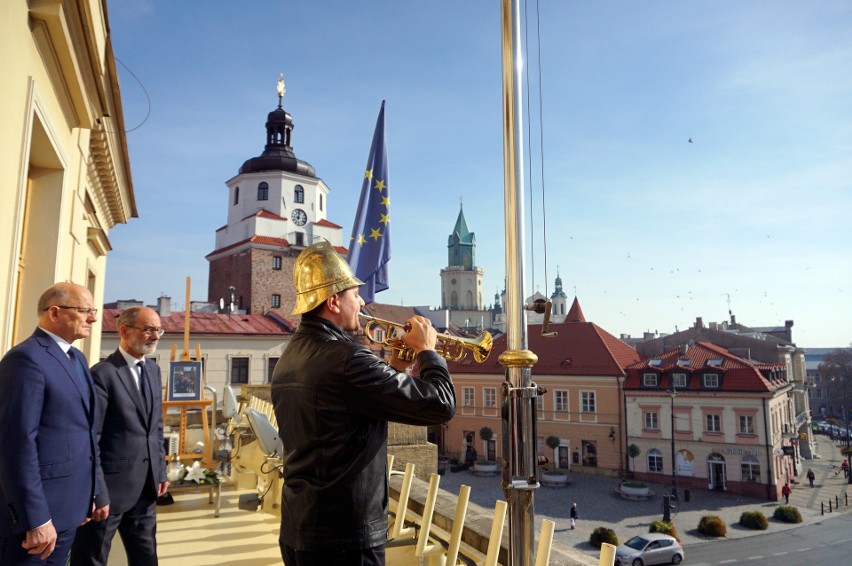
xmin=643 ymin=373 xmax=658 ymax=387
xmin=648 ymin=449 xmax=663 ymax=473
xmin=536 ymin=394 xmax=544 ymax=412
xmin=271 ymin=294 xmax=281 ymax=308
xmin=295 ymin=232 xmax=304 ymax=246
xmin=672 ymin=373 xmax=687 ymax=388
xmin=294 ymin=185 xmax=304 ymax=203
xmin=267 ymin=357 xmax=279 ymax=383
xmin=233 ymin=186 xmax=239 ymax=205
xmin=231 ymin=357 xmax=249 ymax=384
xmin=483 ymin=387 xmax=496 ymax=408
xmin=319 ymin=193 xmax=323 ymax=210
xmin=258 ymin=182 xmax=269 ymax=201
xmin=739 ymin=415 xmax=755 ymax=435
xmin=581 ymin=391 xmax=596 ymax=413
xmin=644 ymin=412 xmax=659 ymax=430
xmin=555 ymin=390 xmax=568 ymax=413
xmin=463 ymin=387 xmax=474 ymax=407
xmin=272 ymin=256 xmax=282 ymax=270
xmin=703 ymin=373 xmax=719 ymax=388
xmin=706 ymin=414 xmax=721 ymax=433
xmin=741 ymin=456 xmax=760 ymax=482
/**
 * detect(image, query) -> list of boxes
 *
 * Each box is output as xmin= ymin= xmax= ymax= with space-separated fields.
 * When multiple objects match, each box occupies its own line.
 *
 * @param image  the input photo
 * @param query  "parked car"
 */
xmin=615 ymin=533 xmax=684 ymax=566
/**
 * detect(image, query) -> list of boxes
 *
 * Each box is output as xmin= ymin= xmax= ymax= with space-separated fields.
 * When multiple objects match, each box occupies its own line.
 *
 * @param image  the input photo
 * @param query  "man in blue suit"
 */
xmin=70 ymin=306 xmax=169 ymax=566
xmin=0 ymin=282 xmax=105 ymax=565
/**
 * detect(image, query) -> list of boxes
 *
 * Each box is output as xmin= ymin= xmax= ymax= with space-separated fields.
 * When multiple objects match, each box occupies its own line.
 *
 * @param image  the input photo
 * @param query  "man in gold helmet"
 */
xmin=271 ymin=242 xmax=455 ymax=566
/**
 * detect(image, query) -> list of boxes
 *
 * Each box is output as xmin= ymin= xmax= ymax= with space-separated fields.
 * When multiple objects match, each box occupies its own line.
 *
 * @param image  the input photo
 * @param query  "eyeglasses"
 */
xmin=46 ymin=305 xmax=99 ymax=316
xmin=126 ymin=325 xmax=166 ymax=337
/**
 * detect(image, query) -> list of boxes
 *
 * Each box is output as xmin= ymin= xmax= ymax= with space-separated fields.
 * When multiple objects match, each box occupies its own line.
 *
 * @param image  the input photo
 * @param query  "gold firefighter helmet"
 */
xmin=291 ymin=241 xmax=364 ymax=315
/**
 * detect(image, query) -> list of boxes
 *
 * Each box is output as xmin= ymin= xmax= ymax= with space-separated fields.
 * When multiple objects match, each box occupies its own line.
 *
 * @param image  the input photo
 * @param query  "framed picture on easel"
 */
xmin=168 ymin=361 xmax=203 ymax=401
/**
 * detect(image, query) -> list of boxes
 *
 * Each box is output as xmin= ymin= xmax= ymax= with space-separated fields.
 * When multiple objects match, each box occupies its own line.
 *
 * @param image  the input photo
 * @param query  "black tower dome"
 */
xmin=239 ymin=75 xmax=316 ymax=177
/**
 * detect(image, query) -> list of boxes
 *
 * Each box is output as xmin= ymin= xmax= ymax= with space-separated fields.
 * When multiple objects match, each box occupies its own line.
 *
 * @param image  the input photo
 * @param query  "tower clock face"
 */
xmin=291 ymin=208 xmax=307 ymax=226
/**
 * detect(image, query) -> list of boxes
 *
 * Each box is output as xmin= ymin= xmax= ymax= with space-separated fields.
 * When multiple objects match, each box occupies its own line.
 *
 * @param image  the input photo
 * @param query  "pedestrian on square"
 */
xmin=842 ymin=460 xmax=849 ymax=478
xmin=807 ymin=469 xmax=815 ymax=487
xmin=570 ymin=502 xmax=578 ymax=529
xmin=781 ymin=483 xmax=791 ymax=504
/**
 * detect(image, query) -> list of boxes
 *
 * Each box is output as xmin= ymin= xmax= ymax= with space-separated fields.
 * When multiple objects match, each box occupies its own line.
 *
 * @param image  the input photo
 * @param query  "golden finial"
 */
xmin=277 ymin=73 xmax=286 ymax=108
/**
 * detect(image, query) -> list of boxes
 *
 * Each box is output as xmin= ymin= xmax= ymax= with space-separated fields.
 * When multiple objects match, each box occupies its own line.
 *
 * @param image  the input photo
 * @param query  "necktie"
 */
xmin=68 ymin=347 xmax=92 ymax=411
xmin=137 ymin=361 xmax=150 ymax=413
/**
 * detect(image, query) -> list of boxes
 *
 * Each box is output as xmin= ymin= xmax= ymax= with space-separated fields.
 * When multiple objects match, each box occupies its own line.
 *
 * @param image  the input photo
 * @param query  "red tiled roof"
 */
xmin=447 ymin=320 xmax=641 ymax=376
xmin=253 ymin=209 xmax=287 ymax=221
xmin=313 ymin=218 xmax=343 ymax=229
xmin=205 ymin=235 xmax=291 ymax=258
xmin=624 ymin=341 xmax=782 ymax=392
xmin=100 ymin=309 xmax=296 ymax=336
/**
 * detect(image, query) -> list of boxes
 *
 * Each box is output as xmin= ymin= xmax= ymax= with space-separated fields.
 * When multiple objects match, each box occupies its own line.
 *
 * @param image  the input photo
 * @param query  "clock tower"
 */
xmin=206 ymin=76 xmax=347 ymax=315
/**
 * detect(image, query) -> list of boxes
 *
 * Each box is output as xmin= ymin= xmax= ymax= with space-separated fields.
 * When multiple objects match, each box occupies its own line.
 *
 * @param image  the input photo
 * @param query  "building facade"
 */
xmin=1 ymin=0 xmax=135 ymax=358
xmin=624 ymin=341 xmax=795 ymax=501
xmin=635 ymin=315 xmax=814 ymax=460
xmin=443 ymin=298 xmax=641 ymax=476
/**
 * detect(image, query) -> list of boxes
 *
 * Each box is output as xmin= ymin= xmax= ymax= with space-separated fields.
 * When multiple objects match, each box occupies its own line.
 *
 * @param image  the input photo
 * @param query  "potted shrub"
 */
xmin=773 ymin=505 xmax=803 ymax=523
xmin=627 ymin=444 xmax=641 ymax=473
xmin=649 ymin=520 xmax=680 ymax=541
xmin=698 ymin=515 xmax=727 ymax=537
xmin=589 ymin=526 xmax=618 ymax=549
xmin=739 ymin=510 xmax=768 ymax=530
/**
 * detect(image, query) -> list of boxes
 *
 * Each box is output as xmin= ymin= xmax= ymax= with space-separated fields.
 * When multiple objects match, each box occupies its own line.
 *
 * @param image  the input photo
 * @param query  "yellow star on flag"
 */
xmin=379 ymin=213 xmax=390 ymax=225
xmin=374 ymin=179 xmax=386 ymax=191
xmin=369 ymin=228 xmax=382 ymax=241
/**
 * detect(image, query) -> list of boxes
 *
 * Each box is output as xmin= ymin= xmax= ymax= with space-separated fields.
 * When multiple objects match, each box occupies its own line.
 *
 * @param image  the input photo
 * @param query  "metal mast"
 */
xmin=500 ymin=1 xmax=540 ymax=564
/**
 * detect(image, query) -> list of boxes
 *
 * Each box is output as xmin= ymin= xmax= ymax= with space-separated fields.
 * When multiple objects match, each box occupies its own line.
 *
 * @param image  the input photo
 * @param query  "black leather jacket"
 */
xmin=271 ymin=315 xmax=456 ymax=551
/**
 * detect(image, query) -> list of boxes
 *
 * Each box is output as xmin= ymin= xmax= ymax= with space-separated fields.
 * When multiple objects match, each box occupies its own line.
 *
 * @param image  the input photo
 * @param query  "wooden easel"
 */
xmin=162 ymin=277 xmax=213 ymax=469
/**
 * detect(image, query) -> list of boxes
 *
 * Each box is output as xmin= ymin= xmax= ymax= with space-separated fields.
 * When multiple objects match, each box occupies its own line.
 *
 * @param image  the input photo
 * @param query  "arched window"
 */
xmin=257 ymin=182 xmax=269 ymax=201
xmin=294 ymin=185 xmax=304 ymax=203
xmin=233 ymin=186 xmax=239 ymax=205
xmin=648 ymin=449 xmax=663 ymax=473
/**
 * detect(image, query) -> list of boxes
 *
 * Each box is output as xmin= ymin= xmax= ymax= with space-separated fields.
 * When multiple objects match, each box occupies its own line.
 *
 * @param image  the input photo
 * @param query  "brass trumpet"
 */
xmin=359 ymin=314 xmax=492 ymax=363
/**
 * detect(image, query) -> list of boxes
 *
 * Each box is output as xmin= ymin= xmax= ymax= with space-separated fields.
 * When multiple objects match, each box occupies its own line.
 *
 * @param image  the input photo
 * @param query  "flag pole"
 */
xmin=500 ymin=0 xmax=539 ymax=564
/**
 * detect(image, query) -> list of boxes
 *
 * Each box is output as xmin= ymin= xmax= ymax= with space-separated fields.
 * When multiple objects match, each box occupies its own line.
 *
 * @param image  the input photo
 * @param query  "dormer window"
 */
xmin=672 ymin=373 xmax=687 ymax=389
xmin=678 ymin=358 xmax=691 ymax=367
xmin=258 ymin=182 xmax=269 ymax=201
xmin=707 ymin=358 xmax=723 ymax=367
xmin=294 ymin=185 xmax=304 ymax=203
xmin=703 ymin=373 xmax=720 ymax=388
xmin=643 ymin=373 xmax=658 ymax=387
xmin=649 ymin=359 xmax=662 ymax=367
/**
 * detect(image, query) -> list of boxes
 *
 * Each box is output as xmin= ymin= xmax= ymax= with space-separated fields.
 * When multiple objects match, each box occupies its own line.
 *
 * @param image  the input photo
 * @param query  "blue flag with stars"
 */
xmin=347 ymin=101 xmax=390 ymax=304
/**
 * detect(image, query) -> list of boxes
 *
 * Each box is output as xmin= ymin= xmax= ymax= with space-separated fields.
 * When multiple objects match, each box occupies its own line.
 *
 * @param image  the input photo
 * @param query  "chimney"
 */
xmin=680 ymin=344 xmax=689 ymax=355
xmin=157 ymin=294 xmax=171 ymax=317
xmin=695 ymin=317 xmax=704 ymax=328
xmin=730 ymin=314 xmax=736 ymax=325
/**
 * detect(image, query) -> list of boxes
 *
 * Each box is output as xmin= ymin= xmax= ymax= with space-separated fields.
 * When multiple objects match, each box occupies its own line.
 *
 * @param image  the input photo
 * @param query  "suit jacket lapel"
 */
xmin=111 ymin=352 xmax=151 ymax=428
xmin=35 ymin=330 xmax=93 ymax=417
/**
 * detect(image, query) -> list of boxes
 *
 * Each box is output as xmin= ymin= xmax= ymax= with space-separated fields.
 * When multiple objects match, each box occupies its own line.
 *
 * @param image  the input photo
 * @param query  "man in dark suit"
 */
xmin=0 ymin=282 xmax=103 ymax=565
xmin=70 ymin=306 xmax=169 ymax=566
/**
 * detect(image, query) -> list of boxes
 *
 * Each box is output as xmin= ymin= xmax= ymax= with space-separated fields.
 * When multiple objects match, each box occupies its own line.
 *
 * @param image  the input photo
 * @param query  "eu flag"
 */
xmin=347 ymin=101 xmax=390 ymax=304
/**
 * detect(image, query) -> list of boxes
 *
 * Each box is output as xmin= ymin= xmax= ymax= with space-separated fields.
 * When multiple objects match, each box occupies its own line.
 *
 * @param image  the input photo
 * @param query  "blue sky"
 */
xmin=106 ymin=1 xmax=852 ymax=348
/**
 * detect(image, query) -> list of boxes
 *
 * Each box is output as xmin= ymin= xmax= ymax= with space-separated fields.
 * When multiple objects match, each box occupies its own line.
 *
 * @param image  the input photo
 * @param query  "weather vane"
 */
xmin=277 ymin=73 xmax=286 ymax=108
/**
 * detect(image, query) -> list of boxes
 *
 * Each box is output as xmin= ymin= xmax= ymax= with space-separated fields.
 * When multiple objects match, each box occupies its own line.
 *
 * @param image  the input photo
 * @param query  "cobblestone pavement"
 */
xmin=438 ymin=437 xmax=850 ymax=560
